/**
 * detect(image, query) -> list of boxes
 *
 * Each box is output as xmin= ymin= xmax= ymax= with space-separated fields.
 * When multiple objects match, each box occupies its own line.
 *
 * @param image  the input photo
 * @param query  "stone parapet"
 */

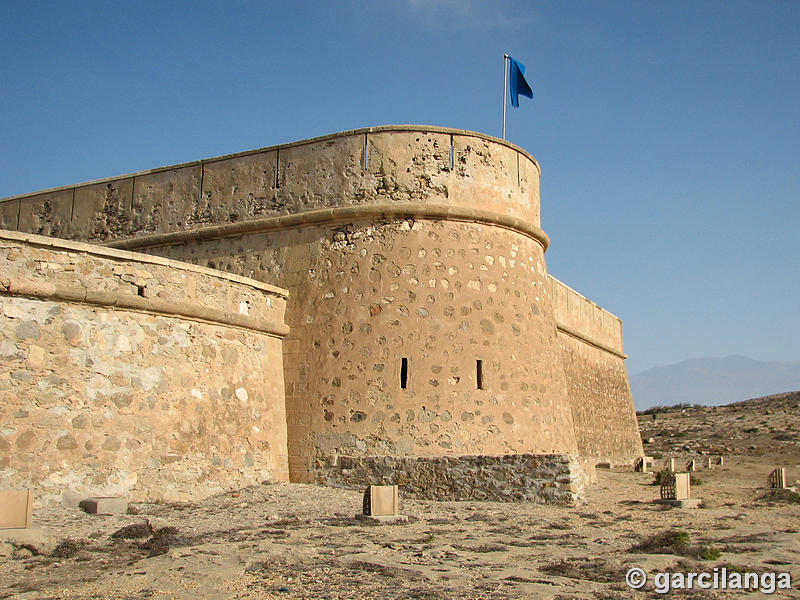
xmin=0 ymin=126 xmax=542 ymax=243
xmin=549 ymin=276 xmax=624 ymax=357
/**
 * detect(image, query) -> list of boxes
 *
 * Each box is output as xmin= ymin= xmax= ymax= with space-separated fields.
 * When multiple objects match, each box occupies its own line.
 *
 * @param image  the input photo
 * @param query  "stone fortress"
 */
xmin=0 ymin=126 xmax=642 ymax=505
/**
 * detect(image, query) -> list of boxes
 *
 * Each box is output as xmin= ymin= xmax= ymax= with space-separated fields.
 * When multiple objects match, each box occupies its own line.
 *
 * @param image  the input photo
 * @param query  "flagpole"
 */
xmin=502 ymin=54 xmax=509 ymax=140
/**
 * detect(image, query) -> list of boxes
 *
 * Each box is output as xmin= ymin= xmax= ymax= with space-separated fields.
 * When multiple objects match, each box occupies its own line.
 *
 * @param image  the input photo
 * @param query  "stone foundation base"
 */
xmin=653 ymin=498 xmax=703 ymax=509
xmin=316 ymin=454 xmax=587 ymax=505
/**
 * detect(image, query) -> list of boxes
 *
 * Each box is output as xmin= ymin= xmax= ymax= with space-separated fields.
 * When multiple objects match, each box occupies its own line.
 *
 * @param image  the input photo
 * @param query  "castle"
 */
xmin=0 ymin=126 xmax=642 ymax=505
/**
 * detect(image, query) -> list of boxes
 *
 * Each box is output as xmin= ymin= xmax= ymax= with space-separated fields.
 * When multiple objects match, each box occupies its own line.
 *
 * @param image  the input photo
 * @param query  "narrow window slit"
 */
xmin=363 ymin=134 xmax=369 ymax=170
xmin=476 ymin=359 xmax=485 ymax=390
xmin=400 ymin=357 xmax=408 ymax=389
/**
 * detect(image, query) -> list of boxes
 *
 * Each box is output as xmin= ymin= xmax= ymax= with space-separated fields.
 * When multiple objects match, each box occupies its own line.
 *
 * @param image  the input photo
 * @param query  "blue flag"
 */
xmin=509 ymin=57 xmax=533 ymax=108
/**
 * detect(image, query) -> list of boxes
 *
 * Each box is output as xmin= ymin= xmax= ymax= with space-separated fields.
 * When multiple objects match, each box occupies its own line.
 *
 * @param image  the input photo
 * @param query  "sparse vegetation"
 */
xmin=51 ymin=538 xmax=82 ymax=559
xmin=759 ymin=489 xmax=800 ymax=504
xmin=699 ymin=545 xmax=722 ymax=560
xmin=651 ymin=469 xmax=703 ymax=487
xmin=111 ymin=523 xmax=152 ymax=539
xmin=539 ymin=558 xmax=620 ymax=582
xmin=631 ymin=529 xmax=691 ymax=555
xmin=139 ymin=527 xmax=182 ymax=557
xmin=632 ymin=530 xmax=722 ymax=561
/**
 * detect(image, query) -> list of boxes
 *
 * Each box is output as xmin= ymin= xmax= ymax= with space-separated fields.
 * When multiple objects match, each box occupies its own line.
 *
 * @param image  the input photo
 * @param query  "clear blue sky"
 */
xmin=1 ymin=1 xmax=798 ymax=375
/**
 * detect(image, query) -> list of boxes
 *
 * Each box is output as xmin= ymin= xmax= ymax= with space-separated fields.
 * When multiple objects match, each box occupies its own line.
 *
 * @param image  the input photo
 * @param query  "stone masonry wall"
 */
xmin=142 ymin=218 xmax=579 ymax=483
xmin=0 ymin=231 xmax=290 ymax=504
xmin=316 ymin=454 xmax=587 ymax=505
xmin=548 ymin=277 xmax=643 ymax=464
xmin=0 ymin=125 xmax=641 ymax=487
xmin=558 ymin=334 xmax=642 ymax=464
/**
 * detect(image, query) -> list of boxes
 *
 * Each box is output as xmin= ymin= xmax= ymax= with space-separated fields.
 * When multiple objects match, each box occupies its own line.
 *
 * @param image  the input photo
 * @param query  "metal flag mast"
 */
xmin=502 ymin=53 xmax=509 ymax=140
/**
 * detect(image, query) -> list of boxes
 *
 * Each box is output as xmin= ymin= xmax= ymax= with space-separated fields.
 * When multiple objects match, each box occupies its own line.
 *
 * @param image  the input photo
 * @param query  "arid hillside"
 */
xmin=638 ymin=390 xmax=800 ymax=459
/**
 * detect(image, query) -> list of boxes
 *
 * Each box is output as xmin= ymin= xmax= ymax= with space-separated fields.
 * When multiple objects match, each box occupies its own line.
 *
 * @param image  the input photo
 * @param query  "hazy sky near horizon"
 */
xmin=1 ymin=1 xmax=798 ymax=375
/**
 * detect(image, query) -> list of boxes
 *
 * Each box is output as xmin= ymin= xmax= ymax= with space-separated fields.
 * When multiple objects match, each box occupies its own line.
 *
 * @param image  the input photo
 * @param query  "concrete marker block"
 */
xmin=674 ymin=472 xmax=691 ymax=500
xmin=0 ymin=490 xmax=33 ymax=529
xmin=362 ymin=485 xmax=406 ymax=521
xmin=79 ymin=496 xmax=129 ymax=515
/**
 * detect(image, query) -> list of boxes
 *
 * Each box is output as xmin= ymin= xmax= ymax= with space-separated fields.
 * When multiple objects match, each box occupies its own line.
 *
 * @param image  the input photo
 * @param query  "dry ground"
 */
xmin=2 ymin=392 xmax=799 ymax=599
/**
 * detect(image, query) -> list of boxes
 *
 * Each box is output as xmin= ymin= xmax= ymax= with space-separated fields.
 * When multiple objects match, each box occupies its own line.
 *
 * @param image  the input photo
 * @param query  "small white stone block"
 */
xmin=363 ymin=485 xmax=399 ymax=517
xmin=674 ymin=472 xmax=691 ymax=500
xmin=79 ymin=496 xmax=129 ymax=515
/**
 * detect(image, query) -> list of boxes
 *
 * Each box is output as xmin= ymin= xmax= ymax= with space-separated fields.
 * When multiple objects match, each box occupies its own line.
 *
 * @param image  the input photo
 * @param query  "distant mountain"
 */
xmin=630 ymin=355 xmax=800 ymax=410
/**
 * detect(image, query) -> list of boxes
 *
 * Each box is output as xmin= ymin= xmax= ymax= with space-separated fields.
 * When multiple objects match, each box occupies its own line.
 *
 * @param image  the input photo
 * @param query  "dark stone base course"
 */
xmin=315 ymin=453 xmax=586 ymax=505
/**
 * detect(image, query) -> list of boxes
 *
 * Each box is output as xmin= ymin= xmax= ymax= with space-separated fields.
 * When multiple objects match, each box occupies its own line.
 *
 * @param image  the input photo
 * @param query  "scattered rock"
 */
xmin=0 ymin=542 xmax=13 ymax=557
xmin=0 ymin=528 xmax=58 ymax=556
xmin=13 ymin=547 xmax=33 ymax=559
xmin=146 ymin=517 xmax=173 ymax=532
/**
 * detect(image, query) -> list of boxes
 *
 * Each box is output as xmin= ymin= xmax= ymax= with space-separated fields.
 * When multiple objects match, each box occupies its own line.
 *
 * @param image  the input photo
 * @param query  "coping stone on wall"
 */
xmin=0 ymin=229 xmax=288 ymax=300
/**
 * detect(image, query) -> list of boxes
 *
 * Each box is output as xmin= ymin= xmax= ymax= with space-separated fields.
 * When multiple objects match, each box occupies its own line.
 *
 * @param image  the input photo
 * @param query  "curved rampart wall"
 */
xmin=0 ymin=231 xmax=289 ymax=504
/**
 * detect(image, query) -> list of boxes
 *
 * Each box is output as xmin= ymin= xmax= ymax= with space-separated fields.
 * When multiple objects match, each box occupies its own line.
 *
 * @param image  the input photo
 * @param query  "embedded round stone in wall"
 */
xmin=15 ymin=430 xmax=36 ymax=450
xmin=102 ymin=437 xmax=122 ymax=451
xmin=16 ymin=320 xmax=41 ymax=340
xmin=350 ymin=411 xmax=367 ymax=423
xmin=111 ymin=393 xmax=132 ymax=408
xmin=56 ymin=435 xmax=79 ymax=451
xmin=0 ymin=339 xmax=22 ymax=360
xmin=221 ymin=347 xmax=238 ymax=366
xmin=503 ymin=412 xmax=515 ymax=424
xmin=62 ymin=321 xmax=83 ymax=346
xmin=72 ymin=414 xmax=90 ymax=429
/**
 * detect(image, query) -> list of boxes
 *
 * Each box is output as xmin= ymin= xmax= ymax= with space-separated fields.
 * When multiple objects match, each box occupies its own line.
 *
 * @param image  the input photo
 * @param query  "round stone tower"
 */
xmin=273 ymin=128 xmax=580 ymax=482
